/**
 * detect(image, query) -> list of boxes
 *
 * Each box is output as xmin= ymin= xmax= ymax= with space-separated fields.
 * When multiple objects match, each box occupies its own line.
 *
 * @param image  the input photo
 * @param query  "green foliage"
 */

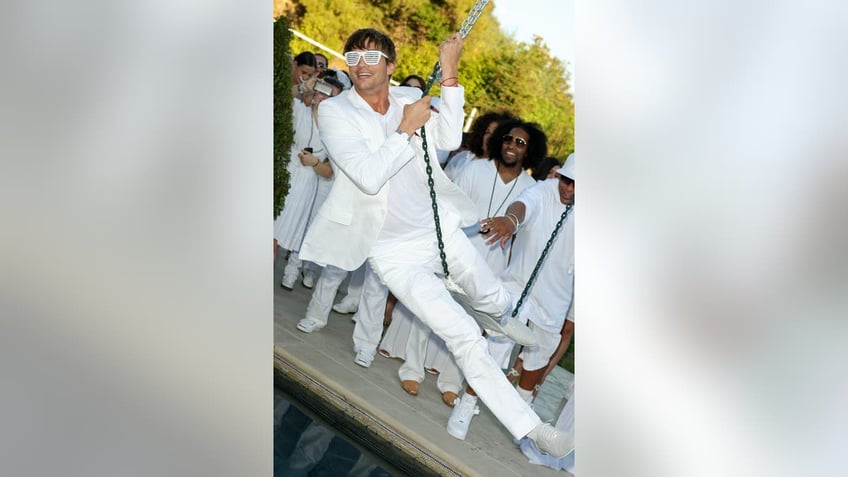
xmin=274 ymin=17 xmax=293 ymax=218
xmin=282 ymin=0 xmax=574 ymax=159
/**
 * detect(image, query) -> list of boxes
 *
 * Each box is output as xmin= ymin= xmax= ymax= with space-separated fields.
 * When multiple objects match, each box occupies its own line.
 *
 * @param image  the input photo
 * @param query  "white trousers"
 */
xmin=369 ymin=229 xmax=541 ymax=439
xmin=283 ymin=251 xmax=303 ymax=281
xmin=304 ymin=263 xmax=386 ymax=356
xmin=351 ymin=265 xmax=388 ymax=355
xmin=340 ymin=264 xmax=366 ymax=305
xmin=304 ymin=265 xmax=347 ymax=326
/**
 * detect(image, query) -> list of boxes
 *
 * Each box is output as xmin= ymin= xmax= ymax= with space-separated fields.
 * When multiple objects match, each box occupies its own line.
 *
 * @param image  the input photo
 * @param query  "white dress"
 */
xmin=274 ymin=100 xmax=328 ymax=252
xmin=378 ymin=301 xmax=415 ymax=359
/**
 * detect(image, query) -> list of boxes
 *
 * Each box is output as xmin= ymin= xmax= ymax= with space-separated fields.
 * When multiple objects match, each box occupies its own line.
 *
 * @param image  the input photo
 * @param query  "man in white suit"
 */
xmin=298 ymin=28 xmax=571 ymax=457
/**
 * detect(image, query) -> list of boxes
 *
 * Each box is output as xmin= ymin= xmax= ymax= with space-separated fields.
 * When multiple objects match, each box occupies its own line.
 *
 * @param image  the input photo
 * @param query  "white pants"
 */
xmin=340 ymin=264 xmax=365 ymax=306
xmin=517 ymin=322 xmax=562 ymax=371
xmin=369 ymin=229 xmax=541 ymax=439
xmin=283 ymin=251 xmax=303 ymax=281
xmin=304 ymin=263 xmax=386 ymax=356
xmin=304 ymin=265 xmax=348 ymax=326
xmin=351 ymin=265 xmax=388 ymax=355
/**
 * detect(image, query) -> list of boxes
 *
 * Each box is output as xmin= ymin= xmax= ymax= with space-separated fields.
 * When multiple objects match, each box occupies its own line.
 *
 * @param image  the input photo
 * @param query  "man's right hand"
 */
xmin=397 ymin=96 xmax=432 ymax=135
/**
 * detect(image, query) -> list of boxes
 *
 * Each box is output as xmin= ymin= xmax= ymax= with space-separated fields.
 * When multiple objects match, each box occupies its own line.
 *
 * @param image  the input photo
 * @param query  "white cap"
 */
xmin=557 ymin=153 xmax=575 ymax=180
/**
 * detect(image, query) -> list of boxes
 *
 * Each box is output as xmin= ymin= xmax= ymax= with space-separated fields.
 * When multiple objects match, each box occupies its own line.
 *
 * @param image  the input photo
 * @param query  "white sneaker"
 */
xmin=302 ymin=271 xmax=316 ymax=289
xmin=465 ymin=307 xmax=537 ymax=346
xmin=332 ymin=300 xmax=358 ymax=314
xmin=296 ymin=318 xmax=323 ymax=333
xmin=281 ymin=274 xmax=296 ymax=290
xmin=354 ymin=350 xmax=374 ymax=368
xmin=530 ymin=422 xmax=574 ymax=458
xmin=446 ymin=395 xmax=480 ymax=440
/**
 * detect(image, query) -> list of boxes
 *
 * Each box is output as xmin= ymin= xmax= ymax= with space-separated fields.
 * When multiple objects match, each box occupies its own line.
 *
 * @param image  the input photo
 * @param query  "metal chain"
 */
xmin=511 ymin=203 xmax=573 ymax=318
xmin=419 ymin=128 xmax=449 ymax=276
xmin=420 ymin=0 xmax=490 ymax=278
xmin=423 ymin=0 xmax=489 ymax=94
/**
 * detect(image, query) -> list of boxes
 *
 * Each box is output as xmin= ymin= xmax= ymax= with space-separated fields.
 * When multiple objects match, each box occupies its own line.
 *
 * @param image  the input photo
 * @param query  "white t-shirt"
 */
xmin=453 ymin=158 xmax=536 ymax=274
xmin=377 ymin=101 xmax=437 ymax=244
xmin=501 ymin=178 xmax=575 ymax=333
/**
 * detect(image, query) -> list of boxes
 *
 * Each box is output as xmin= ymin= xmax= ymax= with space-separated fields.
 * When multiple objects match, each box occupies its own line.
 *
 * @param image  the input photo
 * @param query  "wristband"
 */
xmin=506 ymin=213 xmax=521 ymax=232
xmin=440 ymin=76 xmax=458 ymax=87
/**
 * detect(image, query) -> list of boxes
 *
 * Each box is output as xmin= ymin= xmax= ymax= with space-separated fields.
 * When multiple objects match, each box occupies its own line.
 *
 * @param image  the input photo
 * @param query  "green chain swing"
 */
xmin=419 ymin=0 xmax=571 ymax=318
xmin=418 ymin=0 xmax=490 ymax=286
xmin=510 ymin=204 xmax=572 ymax=318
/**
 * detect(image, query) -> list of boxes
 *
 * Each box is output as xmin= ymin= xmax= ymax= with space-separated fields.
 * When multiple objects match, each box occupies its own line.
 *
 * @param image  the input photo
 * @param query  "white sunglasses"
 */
xmin=344 ymin=50 xmax=390 ymax=66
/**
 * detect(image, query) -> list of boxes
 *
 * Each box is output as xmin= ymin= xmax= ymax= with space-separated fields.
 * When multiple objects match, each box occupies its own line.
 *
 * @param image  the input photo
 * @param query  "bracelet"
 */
xmin=506 ymin=213 xmax=521 ymax=232
xmin=439 ymin=76 xmax=458 ymax=87
xmin=311 ymin=159 xmax=321 ymax=167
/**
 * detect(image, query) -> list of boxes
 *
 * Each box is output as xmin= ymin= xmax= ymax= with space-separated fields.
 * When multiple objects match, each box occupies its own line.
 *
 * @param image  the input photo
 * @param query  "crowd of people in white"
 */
xmin=274 ymin=29 xmax=575 ymax=472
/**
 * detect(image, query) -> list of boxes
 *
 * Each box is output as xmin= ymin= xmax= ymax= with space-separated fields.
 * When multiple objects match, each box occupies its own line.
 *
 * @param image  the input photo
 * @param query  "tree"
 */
xmin=274 ymin=17 xmax=293 ymax=218
xmin=276 ymin=0 xmax=575 ymax=159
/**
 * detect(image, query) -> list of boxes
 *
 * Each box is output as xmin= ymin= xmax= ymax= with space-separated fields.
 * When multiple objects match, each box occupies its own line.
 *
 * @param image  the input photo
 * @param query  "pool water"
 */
xmin=274 ymin=388 xmax=398 ymax=477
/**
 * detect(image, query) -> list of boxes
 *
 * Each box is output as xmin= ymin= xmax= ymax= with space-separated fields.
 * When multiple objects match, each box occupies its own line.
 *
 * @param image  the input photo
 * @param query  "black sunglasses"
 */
xmin=559 ymin=175 xmax=574 ymax=186
xmin=502 ymin=135 xmax=528 ymax=147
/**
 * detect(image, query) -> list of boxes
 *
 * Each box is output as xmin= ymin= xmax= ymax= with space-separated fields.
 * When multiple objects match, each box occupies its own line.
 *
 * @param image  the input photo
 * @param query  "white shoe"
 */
xmin=296 ymin=318 xmax=324 ymax=333
xmin=332 ymin=300 xmax=358 ymax=314
xmin=302 ymin=271 xmax=316 ymax=289
xmin=465 ymin=307 xmax=537 ymax=346
xmin=446 ymin=395 xmax=480 ymax=440
xmin=354 ymin=350 xmax=374 ymax=368
xmin=530 ymin=422 xmax=574 ymax=458
xmin=280 ymin=274 xmax=296 ymax=290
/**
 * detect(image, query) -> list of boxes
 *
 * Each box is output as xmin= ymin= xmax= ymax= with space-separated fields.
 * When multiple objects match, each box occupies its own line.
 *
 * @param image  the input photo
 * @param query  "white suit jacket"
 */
xmin=299 ymin=85 xmax=477 ymax=271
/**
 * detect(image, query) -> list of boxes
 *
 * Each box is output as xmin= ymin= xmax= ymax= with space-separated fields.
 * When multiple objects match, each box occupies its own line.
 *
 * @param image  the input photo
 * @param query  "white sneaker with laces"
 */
xmin=302 ymin=271 xmax=316 ymax=289
xmin=446 ymin=395 xmax=480 ymax=440
xmin=296 ymin=318 xmax=323 ymax=333
xmin=332 ymin=300 xmax=358 ymax=314
xmin=353 ymin=350 xmax=374 ymax=368
xmin=530 ymin=422 xmax=574 ymax=458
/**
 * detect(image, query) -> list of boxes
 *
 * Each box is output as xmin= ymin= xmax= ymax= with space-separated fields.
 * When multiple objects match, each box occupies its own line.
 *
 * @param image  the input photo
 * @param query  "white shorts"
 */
xmin=518 ymin=321 xmax=562 ymax=371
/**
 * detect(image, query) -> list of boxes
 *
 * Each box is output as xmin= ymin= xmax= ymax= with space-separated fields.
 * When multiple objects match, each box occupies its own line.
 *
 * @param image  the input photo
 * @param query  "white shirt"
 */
xmin=453 ymin=158 xmax=536 ymax=273
xmin=501 ymin=178 xmax=575 ymax=333
xmin=376 ymin=102 xmax=437 ymax=244
xmin=444 ymin=150 xmax=478 ymax=181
